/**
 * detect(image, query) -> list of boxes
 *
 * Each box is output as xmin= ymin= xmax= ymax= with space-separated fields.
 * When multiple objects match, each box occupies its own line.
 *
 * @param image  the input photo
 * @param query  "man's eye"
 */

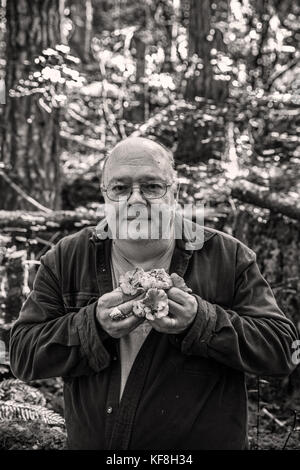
xmin=112 ymin=184 xmax=128 ymax=192
xmin=144 ymin=183 xmax=163 ymax=191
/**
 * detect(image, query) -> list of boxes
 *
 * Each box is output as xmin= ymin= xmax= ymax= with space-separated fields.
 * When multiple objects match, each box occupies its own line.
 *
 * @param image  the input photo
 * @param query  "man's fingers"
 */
xmin=170 ymin=273 xmax=192 ymax=293
xmin=107 ymin=294 xmax=146 ymax=322
xmin=99 ymin=288 xmax=125 ymax=308
xmin=100 ymin=288 xmax=144 ymax=309
xmin=168 ymin=298 xmax=183 ymax=316
xmin=167 ymin=287 xmax=189 ymax=305
xmin=118 ymin=295 xmax=145 ymax=315
xmin=149 ymin=315 xmax=177 ymax=330
xmin=113 ymin=313 xmax=144 ymax=331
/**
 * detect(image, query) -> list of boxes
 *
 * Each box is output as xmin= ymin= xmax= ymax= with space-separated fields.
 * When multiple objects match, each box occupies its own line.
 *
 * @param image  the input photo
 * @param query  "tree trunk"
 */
xmin=133 ymin=33 xmax=146 ymax=122
xmin=185 ymin=0 xmax=229 ymax=101
xmin=185 ymin=0 xmax=213 ymax=100
xmin=0 ymin=0 xmax=61 ymax=211
xmin=160 ymin=0 xmax=175 ymax=73
xmin=247 ymin=0 xmax=272 ymax=89
xmin=126 ymin=23 xmax=147 ymax=123
xmin=177 ymin=0 xmax=229 ymax=163
xmin=68 ymin=0 xmax=94 ymax=64
xmin=0 ymin=3 xmax=6 ymax=153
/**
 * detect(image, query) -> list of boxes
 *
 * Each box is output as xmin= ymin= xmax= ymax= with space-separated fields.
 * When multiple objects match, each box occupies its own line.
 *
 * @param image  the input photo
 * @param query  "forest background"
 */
xmin=0 ymin=0 xmax=299 ymax=450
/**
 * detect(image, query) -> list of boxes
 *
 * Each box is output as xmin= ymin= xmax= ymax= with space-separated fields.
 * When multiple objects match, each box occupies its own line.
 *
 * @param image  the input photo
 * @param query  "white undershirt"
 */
xmin=110 ymin=240 xmax=175 ymax=401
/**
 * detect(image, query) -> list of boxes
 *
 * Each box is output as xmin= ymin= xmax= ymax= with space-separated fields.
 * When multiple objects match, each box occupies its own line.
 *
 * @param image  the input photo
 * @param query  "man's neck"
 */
xmin=113 ymin=237 xmax=175 ymax=266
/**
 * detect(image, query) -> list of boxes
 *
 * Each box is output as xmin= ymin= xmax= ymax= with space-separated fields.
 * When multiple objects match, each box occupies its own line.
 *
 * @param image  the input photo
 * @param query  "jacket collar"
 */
xmin=90 ymin=223 xmax=216 ymax=247
xmin=89 ymin=223 xmax=216 ymax=285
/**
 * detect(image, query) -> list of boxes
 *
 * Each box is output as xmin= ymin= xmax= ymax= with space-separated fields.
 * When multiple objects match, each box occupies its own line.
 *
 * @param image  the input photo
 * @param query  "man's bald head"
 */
xmin=101 ymin=137 xmax=177 ymax=187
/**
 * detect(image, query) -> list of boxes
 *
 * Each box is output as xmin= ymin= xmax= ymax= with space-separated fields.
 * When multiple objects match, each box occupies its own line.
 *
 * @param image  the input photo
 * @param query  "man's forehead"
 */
xmin=104 ymin=137 xmax=173 ymax=180
xmin=111 ymin=137 xmax=168 ymax=160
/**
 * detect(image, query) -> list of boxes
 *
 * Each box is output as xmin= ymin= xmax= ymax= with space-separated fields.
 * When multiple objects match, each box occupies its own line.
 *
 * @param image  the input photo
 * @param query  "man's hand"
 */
xmin=96 ymin=288 xmax=145 ymax=338
xmin=149 ymin=286 xmax=198 ymax=334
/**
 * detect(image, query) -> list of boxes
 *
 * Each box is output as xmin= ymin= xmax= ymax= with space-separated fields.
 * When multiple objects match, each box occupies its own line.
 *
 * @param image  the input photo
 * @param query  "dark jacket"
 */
xmin=9 ymin=226 xmax=298 ymax=450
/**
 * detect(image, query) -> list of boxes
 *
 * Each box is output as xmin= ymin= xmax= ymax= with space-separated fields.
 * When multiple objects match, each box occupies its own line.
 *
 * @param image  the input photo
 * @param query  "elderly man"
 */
xmin=10 ymin=137 xmax=297 ymax=450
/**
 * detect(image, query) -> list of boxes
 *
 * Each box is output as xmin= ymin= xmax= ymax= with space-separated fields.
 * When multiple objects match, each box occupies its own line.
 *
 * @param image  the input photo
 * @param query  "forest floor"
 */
xmin=248 ymin=400 xmax=300 ymax=450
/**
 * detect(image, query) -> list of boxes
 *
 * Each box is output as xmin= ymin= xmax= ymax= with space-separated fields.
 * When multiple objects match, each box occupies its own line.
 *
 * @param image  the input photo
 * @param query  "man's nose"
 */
xmin=127 ymin=186 xmax=146 ymax=204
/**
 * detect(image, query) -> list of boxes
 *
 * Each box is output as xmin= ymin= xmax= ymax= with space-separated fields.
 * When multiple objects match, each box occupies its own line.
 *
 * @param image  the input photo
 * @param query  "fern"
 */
xmin=0 ymin=400 xmax=65 ymax=427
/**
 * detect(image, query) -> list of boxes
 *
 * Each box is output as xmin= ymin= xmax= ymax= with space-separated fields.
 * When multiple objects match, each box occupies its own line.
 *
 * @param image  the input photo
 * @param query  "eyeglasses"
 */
xmin=102 ymin=181 xmax=173 ymax=202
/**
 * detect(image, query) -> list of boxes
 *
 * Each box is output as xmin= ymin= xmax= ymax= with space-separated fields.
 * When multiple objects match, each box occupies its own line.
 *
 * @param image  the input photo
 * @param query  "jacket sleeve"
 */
xmin=9 ymin=247 xmax=111 ymax=382
xmin=177 ymin=243 xmax=298 ymax=376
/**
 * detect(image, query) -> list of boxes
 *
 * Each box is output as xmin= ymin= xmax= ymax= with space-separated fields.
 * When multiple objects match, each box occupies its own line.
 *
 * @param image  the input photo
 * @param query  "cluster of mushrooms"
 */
xmin=110 ymin=268 xmax=191 ymax=321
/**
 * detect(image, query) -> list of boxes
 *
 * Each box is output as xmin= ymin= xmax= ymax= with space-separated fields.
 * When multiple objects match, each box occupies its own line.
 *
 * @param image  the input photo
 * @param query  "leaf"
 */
xmin=0 ymin=400 xmax=65 ymax=427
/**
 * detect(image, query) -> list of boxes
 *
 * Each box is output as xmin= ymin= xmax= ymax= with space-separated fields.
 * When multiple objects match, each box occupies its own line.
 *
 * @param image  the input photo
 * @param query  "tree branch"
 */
xmin=231 ymin=179 xmax=300 ymax=221
xmin=0 ymin=170 xmax=53 ymax=213
xmin=60 ymin=130 xmax=105 ymax=151
xmin=267 ymin=52 xmax=300 ymax=91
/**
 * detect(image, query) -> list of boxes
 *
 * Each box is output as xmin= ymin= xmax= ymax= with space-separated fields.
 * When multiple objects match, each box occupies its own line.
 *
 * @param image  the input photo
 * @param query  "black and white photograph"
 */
xmin=0 ymin=0 xmax=300 ymax=455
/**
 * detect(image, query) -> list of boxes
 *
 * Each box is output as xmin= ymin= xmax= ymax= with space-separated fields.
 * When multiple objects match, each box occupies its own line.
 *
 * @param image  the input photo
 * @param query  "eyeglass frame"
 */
xmin=101 ymin=181 xmax=175 ymax=202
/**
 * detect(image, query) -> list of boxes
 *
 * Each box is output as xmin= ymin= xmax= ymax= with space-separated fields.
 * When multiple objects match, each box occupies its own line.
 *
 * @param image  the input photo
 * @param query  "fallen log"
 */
xmin=0 ymin=209 xmax=105 ymax=232
xmin=231 ymin=180 xmax=300 ymax=221
xmin=0 ymin=207 xmax=227 ymax=234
